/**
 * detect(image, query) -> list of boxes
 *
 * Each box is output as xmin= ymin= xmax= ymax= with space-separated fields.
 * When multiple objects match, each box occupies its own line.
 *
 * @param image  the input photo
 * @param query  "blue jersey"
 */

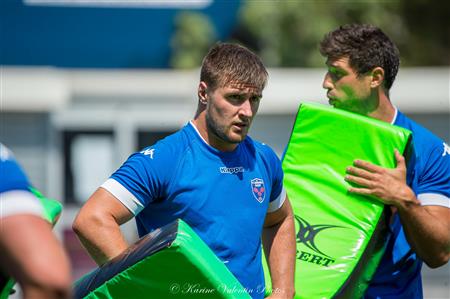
xmin=0 ymin=144 xmax=30 ymax=193
xmin=365 ymin=110 xmax=450 ymax=299
xmin=0 ymin=143 xmax=43 ymax=218
xmin=102 ymin=122 xmax=285 ymax=298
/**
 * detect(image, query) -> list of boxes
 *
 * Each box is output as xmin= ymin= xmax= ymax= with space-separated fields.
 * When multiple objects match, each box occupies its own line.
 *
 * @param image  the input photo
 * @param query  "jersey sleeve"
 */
xmin=1 ymin=146 xmax=31 ymax=194
xmin=263 ymin=146 xmax=286 ymax=213
xmin=416 ymin=142 xmax=450 ymax=208
xmin=0 ymin=144 xmax=44 ymax=218
xmin=101 ymin=141 xmax=178 ymax=215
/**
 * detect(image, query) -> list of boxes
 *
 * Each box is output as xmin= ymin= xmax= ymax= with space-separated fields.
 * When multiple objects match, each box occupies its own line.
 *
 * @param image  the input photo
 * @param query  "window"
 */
xmin=63 ymin=130 xmax=114 ymax=204
xmin=137 ymin=130 xmax=176 ymax=150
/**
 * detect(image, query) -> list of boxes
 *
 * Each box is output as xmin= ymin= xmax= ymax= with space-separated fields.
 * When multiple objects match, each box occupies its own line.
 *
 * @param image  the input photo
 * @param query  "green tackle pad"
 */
xmin=74 ymin=219 xmax=250 ymax=299
xmin=264 ymin=102 xmax=411 ymax=299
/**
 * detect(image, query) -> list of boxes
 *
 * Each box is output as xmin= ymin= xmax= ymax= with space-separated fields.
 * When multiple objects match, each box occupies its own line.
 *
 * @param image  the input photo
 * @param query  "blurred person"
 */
xmin=320 ymin=24 xmax=449 ymax=298
xmin=0 ymin=143 xmax=71 ymax=299
xmin=73 ymin=43 xmax=296 ymax=299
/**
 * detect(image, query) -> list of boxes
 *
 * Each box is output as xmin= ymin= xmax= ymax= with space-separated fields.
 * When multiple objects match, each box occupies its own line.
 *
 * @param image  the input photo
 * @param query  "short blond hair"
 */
xmin=200 ymin=43 xmax=268 ymax=91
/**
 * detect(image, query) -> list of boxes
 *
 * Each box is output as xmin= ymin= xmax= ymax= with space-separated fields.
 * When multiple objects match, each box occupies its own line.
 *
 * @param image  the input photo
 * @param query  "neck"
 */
xmin=367 ymin=91 xmax=396 ymax=123
xmin=192 ymin=114 xmax=238 ymax=152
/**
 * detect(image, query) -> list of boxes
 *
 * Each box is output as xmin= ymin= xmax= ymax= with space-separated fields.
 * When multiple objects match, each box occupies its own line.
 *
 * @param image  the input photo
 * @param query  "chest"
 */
xmin=175 ymin=155 xmax=270 ymax=206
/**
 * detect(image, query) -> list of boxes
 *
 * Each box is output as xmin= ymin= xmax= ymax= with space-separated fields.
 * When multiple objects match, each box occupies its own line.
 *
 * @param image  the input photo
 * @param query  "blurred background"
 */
xmin=1 ymin=0 xmax=448 ymax=297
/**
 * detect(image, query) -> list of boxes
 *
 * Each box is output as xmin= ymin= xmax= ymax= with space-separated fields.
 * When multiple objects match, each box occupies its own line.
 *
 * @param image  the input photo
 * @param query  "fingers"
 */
xmin=345 ymin=162 xmax=378 ymax=189
xmin=353 ymin=151 xmax=404 ymax=173
xmin=346 ymin=166 xmax=374 ymax=180
xmin=353 ymin=159 xmax=383 ymax=173
xmin=347 ymin=186 xmax=372 ymax=195
xmin=345 ymin=174 xmax=372 ymax=188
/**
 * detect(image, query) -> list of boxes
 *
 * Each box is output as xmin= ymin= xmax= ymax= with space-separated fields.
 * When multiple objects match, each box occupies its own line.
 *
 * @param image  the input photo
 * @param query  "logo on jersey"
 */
xmin=220 ymin=166 xmax=244 ymax=174
xmin=140 ymin=148 xmax=155 ymax=159
xmin=443 ymin=142 xmax=450 ymax=157
xmin=251 ymin=178 xmax=265 ymax=203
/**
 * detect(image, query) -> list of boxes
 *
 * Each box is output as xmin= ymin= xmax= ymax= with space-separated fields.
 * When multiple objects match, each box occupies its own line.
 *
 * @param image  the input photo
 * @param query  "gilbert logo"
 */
xmin=250 ymin=178 xmax=265 ymax=203
xmin=295 ymin=215 xmax=341 ymax=267
xmin=140 ymin=148 xmax=155 ymax=159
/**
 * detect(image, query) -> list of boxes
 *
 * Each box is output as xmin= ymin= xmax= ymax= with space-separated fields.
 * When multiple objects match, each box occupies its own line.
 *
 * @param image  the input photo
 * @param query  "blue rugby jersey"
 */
xmin=365 ymin=110 xmax=450 ymax=299
xmin=0 ymin=143 xmax=43 ymax=217
xmin=101 ymin=122 xmax=286 ymax=298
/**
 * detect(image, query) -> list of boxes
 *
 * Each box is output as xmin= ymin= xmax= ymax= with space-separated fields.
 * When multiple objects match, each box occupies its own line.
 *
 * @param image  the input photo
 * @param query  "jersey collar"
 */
xmin=188 ymin=121 xmax=242 ymax=158
xmin=390 ymin=106 xmax=399 ymax=125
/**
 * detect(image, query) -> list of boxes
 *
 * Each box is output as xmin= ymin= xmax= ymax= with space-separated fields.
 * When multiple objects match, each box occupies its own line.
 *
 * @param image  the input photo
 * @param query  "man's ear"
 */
xmin=370 ymin=67 xmax=385 ymax=89
xmin=198 ymin=81 xmax=208 ymax=105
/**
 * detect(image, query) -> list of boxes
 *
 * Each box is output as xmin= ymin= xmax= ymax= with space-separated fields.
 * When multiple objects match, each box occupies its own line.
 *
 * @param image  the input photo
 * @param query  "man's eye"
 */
xmin=250 ymin=96 xmax=261 ymax=103
xmin=329 ymin=70 xmax=342 ymax=80
xmin=228 ymin=94 xmax=243 ymax=101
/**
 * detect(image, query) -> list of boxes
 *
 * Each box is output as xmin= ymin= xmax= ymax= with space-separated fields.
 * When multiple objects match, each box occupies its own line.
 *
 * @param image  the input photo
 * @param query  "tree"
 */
xmin=233 ymin=0 xmax=449 ymax=67
xmin=170 ymin=12 xmax=216 ymax=69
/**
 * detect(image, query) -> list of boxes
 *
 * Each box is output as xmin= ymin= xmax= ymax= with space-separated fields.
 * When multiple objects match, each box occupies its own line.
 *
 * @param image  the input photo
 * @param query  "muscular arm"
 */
xmin=72 ymin=188 xmax=134 ymax=266
xmin=345 ymin=150 xmax=450 ymax=268
xmin=397 ymin=203 xmax=449 ymax=268
xmin=262 ymin=196 xmax=296 ymax=298
xmin=0 ymin=214 xmax=71 ymax=299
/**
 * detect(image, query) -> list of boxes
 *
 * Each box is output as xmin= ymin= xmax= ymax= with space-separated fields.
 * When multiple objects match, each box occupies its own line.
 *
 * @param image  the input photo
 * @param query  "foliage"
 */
xmin=170 ymin=0 xmax=449 ymax=68
xmin=170 ymin=12 xmax=217 ymax=69
xmin=235 ymin=0 xmax=449 ymax=67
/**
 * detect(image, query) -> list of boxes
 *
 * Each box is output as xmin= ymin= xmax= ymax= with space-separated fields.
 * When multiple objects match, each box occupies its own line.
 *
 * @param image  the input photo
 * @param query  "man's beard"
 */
xmin=205 ymin=113 xmax=242 ymax=145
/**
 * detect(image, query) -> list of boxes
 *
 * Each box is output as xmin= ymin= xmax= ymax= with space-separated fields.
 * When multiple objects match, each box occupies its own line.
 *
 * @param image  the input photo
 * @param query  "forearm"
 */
xmin=262 ymin=214 xmax=296 ymax=298
xmin=73 ymin=213 xmax=129 ymax=266
xmin=395 ymin=195 xmax=450 ymax=268
xmin=1 ymin=215 xmax=72 ymax=299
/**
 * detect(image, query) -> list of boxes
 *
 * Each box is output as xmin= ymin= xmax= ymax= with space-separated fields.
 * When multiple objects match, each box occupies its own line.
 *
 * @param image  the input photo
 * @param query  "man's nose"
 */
xmin=239 ymin=99 xmax=253 ymax=119
xmin=322 ymin=73 xmax=333 ymax=90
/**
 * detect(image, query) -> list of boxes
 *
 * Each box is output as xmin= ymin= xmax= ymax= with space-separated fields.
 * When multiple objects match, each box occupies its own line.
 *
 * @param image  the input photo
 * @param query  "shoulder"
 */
xmin=395 ymin=111 xmax=445 ymax=157
xmin=130 ymin=125 xmax=192 ymax=166
xmin=0 ymin=143 xmax=14 ymax=161
xmin=396 ymin=112 xmax=449 ymax=192
xmin=108 ymin=127 xmax=193 ymax=207
xmin=0 ymin=144 xmax=31 ymax=193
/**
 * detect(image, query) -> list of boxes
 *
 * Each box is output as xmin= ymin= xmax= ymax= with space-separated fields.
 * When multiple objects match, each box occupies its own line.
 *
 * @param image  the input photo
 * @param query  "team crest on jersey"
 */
xmin=251 ymin=178 xmax=266 ymax=203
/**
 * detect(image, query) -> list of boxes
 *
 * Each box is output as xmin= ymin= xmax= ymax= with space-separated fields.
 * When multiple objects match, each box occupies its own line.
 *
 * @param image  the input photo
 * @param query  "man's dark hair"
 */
xmin=320 ymin=24 xmax=400 ymax=90
xmin=200 ymin=43 xmax=268 ymax=91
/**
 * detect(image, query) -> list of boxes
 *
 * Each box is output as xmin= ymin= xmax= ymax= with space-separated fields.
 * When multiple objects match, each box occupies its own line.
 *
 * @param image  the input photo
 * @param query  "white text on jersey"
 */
xmin=220 ymin=166 xmax=244 ymax=174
